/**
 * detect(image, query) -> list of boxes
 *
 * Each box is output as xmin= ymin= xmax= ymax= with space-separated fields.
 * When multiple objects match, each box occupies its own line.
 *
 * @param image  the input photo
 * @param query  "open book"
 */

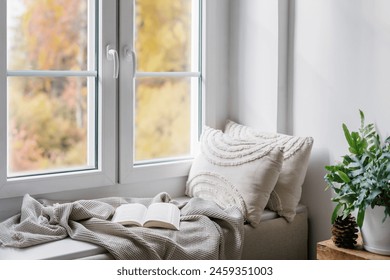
xmin=111 ymin=202 xmax=180 ymax=230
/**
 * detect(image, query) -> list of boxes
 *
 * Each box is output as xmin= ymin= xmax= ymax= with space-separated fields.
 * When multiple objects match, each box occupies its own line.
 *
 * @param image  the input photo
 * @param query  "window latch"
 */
xmin=124 ymin=47 xmax=136 ymax=78
xmin=106 ymin=45 xmax=119 ymax=79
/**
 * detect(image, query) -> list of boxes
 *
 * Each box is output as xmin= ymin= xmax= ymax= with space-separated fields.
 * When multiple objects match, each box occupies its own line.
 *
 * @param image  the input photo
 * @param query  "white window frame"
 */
xmin=118 ymin=0 xmax=203 ymax=184
xmin=0 ymin=0 xmax=207 ymax=198
xmin=0 ymin=0 xmax=117 ymax=198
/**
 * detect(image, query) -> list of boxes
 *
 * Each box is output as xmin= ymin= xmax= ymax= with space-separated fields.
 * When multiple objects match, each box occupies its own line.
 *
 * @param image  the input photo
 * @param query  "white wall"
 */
xmin=229 ymin=0 xmax=280 ymax=132
xmin=204 ymin=0 xmax=231 ymax=130
xmin=229 ymin=0 xmax=390 ymax=259
xmin=292 ymin=0 xmax=390 ymax=258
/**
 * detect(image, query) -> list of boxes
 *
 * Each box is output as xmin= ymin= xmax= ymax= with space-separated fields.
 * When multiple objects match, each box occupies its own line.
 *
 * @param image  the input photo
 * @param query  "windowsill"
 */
xmin=0 ymin=238 xmax=107 ymax=260
xmin=120 ymin=159 xmax=194 ymax=185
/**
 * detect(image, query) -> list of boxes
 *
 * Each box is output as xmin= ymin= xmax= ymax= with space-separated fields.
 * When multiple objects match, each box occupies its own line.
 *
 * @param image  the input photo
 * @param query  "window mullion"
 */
xmin=118 ymin=0 xmax=135 ymax=183
xmin=135 ymin=72 xmax=200 ymax=78
xmin=7 ymin=70 xmax=97 ymax=77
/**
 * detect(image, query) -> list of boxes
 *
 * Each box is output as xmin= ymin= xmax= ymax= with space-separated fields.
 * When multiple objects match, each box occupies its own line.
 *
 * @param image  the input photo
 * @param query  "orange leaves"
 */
xmin=20 ymin=0 xmax=87 ymax=70
xmin=8 ymin=0 xmax=90 ymax=173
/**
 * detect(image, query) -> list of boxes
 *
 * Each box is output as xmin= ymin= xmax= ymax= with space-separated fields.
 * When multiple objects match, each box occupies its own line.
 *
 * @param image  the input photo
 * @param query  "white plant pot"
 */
xmin=361 ymin=206 xmax=390 ymax=255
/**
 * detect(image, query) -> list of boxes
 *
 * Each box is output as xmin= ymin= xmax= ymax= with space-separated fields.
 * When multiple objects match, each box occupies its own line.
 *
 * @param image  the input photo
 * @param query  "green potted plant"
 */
xmin=324 ymin=110 xmax=390 ymax=255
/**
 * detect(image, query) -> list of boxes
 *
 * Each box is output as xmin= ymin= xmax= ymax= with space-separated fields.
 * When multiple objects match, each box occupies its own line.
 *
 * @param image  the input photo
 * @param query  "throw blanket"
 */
xmin=0 ymin=193 xmax=244 ymax=259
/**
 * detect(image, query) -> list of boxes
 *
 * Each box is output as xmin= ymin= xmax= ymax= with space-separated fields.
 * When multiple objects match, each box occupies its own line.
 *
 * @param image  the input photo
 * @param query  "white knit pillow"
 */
xmin=224 ymin=120 xmax=313 ymax=222
xmin=186 ymin=126 xmax=284 ymax=226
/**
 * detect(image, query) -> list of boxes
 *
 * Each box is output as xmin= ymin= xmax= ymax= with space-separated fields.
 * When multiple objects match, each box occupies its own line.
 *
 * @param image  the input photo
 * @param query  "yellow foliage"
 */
xmin=8 ymin=0 xmax=198 ymax=171
xmin=135 ymin=78 xmax=191 ymax=161
xmin=135 ymin=0 xmax=192 ymax=72
xmin=134 ymin=0 xmax=196 ymax=161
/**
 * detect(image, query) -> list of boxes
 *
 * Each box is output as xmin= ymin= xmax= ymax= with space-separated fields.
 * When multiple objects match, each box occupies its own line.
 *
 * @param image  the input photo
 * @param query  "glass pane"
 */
xmin=7 ymin=76 xmax=96 ymax=176
xmin=7 ymin=0 xmax=93 ymax=71
xmin=134 ymin=77 xmax=197 ymax=162
xmin=134 ymin=0 xmax=198 ymax=72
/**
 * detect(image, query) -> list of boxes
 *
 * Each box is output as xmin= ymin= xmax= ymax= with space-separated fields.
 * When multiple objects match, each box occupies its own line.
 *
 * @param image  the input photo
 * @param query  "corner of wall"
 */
xmin=204 ymin=0 xmax=230 ymax=130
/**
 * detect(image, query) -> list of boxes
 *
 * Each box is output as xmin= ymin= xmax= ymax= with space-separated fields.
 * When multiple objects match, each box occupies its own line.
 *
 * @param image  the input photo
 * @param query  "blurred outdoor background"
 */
xmin=7 ymin=0 xmax=196 ymax=174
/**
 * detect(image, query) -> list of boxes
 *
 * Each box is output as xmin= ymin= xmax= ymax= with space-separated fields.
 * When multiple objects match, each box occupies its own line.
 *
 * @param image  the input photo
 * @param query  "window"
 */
xmin=0 ymin=0 xmax=203 ymax=197
xmin=118 ymin=0 xmax=202 ymax=183
xmin=7 ymin=0 xmax=97 ymax=177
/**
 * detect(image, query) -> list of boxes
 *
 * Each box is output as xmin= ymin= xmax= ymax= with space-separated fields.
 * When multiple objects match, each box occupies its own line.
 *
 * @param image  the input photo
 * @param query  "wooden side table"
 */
xmin=317 ymin=238 xmax=390 ymax=260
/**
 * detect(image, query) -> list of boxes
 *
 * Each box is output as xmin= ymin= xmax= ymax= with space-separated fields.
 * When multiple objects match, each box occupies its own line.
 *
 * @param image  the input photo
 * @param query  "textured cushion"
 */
xmin=186 ymin=126 xmax=284 ymax=226
xmin=225 ymin=120 xmax=313 ymax=222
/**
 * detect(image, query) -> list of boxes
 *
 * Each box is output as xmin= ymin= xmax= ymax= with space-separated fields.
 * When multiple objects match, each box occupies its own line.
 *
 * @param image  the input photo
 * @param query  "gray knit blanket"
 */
xmin=0 ymin=193 xmax=244 ymax=259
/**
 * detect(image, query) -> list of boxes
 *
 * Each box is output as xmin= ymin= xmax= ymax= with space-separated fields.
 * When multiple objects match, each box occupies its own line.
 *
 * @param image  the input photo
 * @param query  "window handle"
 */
xmin=106 ymin=45 xmax=119 ymax=79
xmin=124 ymin=47 xmax=136 ymax=78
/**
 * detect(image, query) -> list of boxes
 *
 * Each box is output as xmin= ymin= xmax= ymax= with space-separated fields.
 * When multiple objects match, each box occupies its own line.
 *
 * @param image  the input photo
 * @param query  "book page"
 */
xmin=143 ymin=203 xmax=180 ymax=230
xmin=111 ymin=203 xmax=147 ymax=226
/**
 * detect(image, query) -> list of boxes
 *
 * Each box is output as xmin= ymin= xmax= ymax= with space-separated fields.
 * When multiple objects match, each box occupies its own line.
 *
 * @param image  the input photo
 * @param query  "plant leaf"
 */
xmin=331 ymin=204 xmax=342 ymax=224
xmin=359 ymin=109 xmax=365 ymax=125
xmin=367 ymin=189 xmax=381 ymax=201
xmin=338 ymin=193 xmax=355 ymax=204
xmin=343 ymin=124 xmax=354 ymax=149
xmin=350 ymin=168 xmax=364 ymax=178
xmin=357 ymin=207 xmax=365 ymax=228
xmin=337 ymin=171 xmax=351 ymax=183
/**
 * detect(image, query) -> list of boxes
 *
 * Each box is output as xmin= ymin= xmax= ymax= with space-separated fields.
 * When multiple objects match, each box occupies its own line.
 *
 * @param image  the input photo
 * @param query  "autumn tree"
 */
xmin=8 ymin=0 xmax=197 ymax=172
xmin=134 ymin=0 xmax=194 ymax=161
xmin=8 ymin=0 xmax=88 ymax=173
